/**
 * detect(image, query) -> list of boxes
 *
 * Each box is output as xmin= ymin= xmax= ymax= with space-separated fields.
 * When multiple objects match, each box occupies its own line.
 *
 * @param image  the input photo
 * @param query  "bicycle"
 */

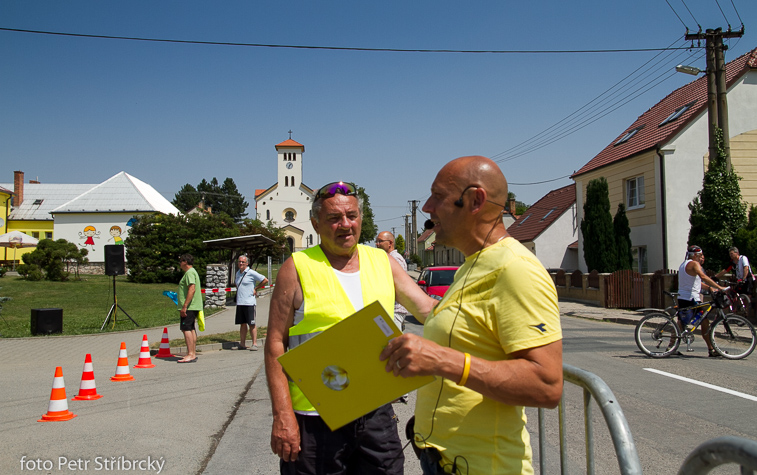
xmin=635 ymin=289 xmax=757 ymax=359
xmin=720 ymin=281 xmax=752 ymax=318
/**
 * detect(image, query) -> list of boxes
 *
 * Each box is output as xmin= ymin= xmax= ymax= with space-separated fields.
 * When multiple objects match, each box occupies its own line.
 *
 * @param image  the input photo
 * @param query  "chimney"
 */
xmin=508 ymin=198 xmax=516 ymax=216
xmin=13 ymin=170 xmax=24 ymax=207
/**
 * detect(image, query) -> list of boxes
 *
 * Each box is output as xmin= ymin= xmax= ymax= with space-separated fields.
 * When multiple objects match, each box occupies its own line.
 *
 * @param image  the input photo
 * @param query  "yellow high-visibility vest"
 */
xmin=288 ymin=244 xmax=395 ymax=412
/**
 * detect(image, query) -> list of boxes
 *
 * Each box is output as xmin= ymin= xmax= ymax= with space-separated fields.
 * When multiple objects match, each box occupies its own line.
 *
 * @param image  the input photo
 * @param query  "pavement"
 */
xmin=0 ymin=283 xmax=647 ymax=475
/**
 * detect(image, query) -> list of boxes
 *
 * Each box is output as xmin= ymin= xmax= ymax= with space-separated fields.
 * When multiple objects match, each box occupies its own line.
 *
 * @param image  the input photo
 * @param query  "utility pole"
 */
xmin=685 ymin=27 xmax=743 ymax=171
xmin=409 ymin=201 xmax=418 ymax=258
xmin=404 ymin=215 xmax=410 ymax=258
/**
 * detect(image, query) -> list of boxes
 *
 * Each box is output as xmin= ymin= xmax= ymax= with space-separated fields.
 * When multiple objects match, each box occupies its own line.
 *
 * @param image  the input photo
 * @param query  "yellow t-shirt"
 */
xmin=414 ymin=237 xmax=562 ymax=475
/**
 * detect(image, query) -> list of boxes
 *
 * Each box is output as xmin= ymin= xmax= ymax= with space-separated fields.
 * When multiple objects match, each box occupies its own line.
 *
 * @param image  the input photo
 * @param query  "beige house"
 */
xmin=573 ymin=47 xmax=757 ymax=273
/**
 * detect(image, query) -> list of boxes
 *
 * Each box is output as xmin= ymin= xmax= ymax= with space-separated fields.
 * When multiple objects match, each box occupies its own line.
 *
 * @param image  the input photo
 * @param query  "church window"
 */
xmin=266 ymin=210 xmax=270 ymax=220
xmin=285 ymin=211 xmax=295 ymax=222
xmin=291 ymin=176 xmax=295 ymax=187
xmin=285 ymin=176 xmax=289 ymax=187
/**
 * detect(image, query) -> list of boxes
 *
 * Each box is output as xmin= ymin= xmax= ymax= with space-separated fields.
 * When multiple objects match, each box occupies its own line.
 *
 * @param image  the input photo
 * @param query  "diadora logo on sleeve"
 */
xmin=530 ymin=323 xmax=547 ymax=333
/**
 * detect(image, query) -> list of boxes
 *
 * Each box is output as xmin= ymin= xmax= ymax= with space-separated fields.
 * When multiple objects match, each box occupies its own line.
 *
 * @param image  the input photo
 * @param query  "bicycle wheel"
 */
xmin=710 ymin=313 xmax=757 ymax=360
xmin=635 ymin=313 xmax=681 ymax=357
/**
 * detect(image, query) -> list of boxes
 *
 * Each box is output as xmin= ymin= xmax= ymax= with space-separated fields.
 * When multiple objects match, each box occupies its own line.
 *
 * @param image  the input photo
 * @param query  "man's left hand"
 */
xmin=379 ymin=333 xmax=447 ymax=378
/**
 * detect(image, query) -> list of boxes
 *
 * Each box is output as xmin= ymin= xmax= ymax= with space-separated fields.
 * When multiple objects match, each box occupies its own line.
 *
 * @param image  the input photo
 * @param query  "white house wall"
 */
xmin=53 ymin=212 xmax=141 ymax=261
xmin=663 ymin=71 xmax=757 ymax=268
xmin=532 ymin=204 xmax=578 ymax=270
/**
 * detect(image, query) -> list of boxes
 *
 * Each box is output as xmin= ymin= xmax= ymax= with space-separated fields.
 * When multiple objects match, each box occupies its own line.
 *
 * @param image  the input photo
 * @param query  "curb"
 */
xmin=152 ymin=338 xmax=267 ymax=356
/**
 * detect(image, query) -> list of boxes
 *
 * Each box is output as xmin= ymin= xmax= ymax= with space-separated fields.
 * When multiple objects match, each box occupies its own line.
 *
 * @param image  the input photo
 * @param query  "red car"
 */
xmin=417 ymin=266 xmax=459 ymax=299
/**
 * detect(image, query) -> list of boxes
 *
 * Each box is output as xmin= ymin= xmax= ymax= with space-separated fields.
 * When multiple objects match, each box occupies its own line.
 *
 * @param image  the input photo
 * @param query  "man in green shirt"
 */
xmin=178 ymin=254 xmax=203 ymax=363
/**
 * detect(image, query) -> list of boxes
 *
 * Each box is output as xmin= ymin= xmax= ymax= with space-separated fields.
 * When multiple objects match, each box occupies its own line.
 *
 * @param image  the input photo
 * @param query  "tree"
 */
xmin=125 ymin=212 xmax=238 ymax=283
xmin=172 ymin=183 xmax=199 ymax=213
xmin=395 ymin=234 xmax=405 ymax=254
xmin=356 ymin=186 xmax=377 ymax=244
xmin=614 ymin=203 xmax=633 ymax=270
xmin=508 ymin=191 xmax=529 ymax=215
xmin=236 ymin=218 xmax=290 ymax=264
xmin=581 ymin=177 xmax=617 ymax=272
xmin=17 ymin=239 xmax=89 ymax=281
xmin=688 ymin=127 xmax=747 ymax=268
xmin=173 ymin=177 xmax=249 ymax=222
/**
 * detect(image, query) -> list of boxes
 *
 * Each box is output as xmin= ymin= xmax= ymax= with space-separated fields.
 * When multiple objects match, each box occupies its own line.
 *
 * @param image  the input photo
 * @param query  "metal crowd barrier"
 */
xmin=536 ymin=365 xmax=757 ymax=474
xmin=677 ymin=435 xmax=757 ymax=474
xmin=536 ymin=364 xmax=642 ymax=474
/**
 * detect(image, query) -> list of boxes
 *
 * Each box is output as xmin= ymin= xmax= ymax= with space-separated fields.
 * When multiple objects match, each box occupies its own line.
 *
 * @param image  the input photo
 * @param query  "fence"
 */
xmin=552 ymin=270 xmax=679 ymax=309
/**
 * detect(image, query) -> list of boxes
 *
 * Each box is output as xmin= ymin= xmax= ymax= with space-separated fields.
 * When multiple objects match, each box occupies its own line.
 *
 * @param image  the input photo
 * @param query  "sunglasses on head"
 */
xmin=314 ymin=182 xmax=357 ymax=202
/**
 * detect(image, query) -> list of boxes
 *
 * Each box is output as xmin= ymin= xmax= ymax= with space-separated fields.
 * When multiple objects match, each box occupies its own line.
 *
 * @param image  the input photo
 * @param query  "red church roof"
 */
xmin=573 ymin=46 xmax=757 ymax=178
xmin=275 ymin=139 xmax=305 ymax=151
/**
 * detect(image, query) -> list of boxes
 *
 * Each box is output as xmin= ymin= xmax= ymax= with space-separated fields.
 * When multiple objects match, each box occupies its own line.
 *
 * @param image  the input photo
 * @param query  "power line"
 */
xmin=509 ymin=175 xmax=572 ymax=186
xmin=0 ymin=27 xmax=693 ymax=54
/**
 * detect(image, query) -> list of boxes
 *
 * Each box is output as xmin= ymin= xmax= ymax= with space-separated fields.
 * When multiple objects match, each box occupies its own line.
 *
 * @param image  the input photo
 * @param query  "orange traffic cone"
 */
xmin=111 ymin=342 xmax=135 ymax=381
xmin=155 ymin=327 xmax=175 ymax=358
xmin=73 ymin=353 xmax=103 ymax=401
xmin=39 ymin=366 xmax=77 ymax=422
xmin=134 ymin=335 xmax=155 ymax=368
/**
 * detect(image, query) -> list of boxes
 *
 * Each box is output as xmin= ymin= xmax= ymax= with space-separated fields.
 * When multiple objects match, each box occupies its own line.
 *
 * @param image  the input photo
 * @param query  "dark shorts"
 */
xmin=235 ymin=305 xmax=256 ymax=326
xmin=180 ymin=310 xmax=199 ymax=331
xmin=280 ymin=404 xmax=404 ymax=475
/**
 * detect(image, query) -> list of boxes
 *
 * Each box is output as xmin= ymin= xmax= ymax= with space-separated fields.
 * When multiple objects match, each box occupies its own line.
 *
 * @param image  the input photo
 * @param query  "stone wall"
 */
xmin=205 ymin=264 xmax=228 ymax=309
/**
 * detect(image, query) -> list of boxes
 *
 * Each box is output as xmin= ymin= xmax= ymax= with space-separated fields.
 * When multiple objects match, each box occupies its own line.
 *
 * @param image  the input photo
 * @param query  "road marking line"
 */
xmin=644 ymin=368 xmax=757 ymax=402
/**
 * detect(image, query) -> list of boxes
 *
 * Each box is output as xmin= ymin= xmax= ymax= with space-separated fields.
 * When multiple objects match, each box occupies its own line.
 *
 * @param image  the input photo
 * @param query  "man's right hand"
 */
xmin=271 ymin=413 xmax=301 ymax=462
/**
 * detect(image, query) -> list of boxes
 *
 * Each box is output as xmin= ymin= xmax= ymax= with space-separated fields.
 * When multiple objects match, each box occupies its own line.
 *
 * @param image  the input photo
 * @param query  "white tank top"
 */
xmin=678 ymin=259 xmax=701 ymax=302
xmin=293 ymin=270 xmax=363 ymax=325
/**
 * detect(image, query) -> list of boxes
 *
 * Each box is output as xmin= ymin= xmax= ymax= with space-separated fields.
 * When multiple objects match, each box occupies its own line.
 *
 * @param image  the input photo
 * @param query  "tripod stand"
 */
xmin=101 ymin=274 xmax=139 ymax=331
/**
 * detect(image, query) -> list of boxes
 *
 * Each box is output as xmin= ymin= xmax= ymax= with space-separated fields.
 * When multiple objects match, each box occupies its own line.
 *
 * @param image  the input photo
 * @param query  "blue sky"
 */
xmin=2 ymin=0 xmax=756 ymax=235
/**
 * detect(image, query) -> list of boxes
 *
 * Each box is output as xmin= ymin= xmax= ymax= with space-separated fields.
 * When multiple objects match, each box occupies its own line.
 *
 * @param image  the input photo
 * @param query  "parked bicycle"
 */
xmin=635 ymin=289 xmax=757 ymax=359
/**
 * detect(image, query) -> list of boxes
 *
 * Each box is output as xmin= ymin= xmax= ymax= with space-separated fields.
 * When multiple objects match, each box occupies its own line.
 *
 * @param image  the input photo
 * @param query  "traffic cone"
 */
xmin=73 ymin=353 xmax=103 ymax=401
xmin=134 ymin=335 xmax=155 ymax=368
xmin=111 ymin=342 xmax=135 ymax=382
xmin=38 ymin=366 xmax=77 ymax=422
xmin=155 ymin=327 xmax=175 ymax=358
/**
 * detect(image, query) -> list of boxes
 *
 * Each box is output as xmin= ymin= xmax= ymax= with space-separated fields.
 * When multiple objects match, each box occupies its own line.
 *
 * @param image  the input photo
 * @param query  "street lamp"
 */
xmin=675 ymin=64 xmax=702 ymax=76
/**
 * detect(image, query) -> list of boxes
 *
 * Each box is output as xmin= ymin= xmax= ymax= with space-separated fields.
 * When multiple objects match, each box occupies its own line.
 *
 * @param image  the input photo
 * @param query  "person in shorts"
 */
xmin=235 ymin=255 xmax=268 ymax=350
xmin=178 ymin=254 xmax=203 ymax=363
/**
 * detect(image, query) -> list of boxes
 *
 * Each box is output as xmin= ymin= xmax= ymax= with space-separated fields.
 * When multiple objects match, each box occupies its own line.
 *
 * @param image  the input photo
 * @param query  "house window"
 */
xmin=632 ymin=246 xmax=648 ymax=274
xmin=626 ymin=176 xmax=645 ymax=210
xmin=614 ymin=126 xmax=644 ymax=146
xmin=659 ymin=100 xmax=696 ymax=127
xmin=32 ymin=231 xmax=40 ymax=239
xmin=517 ymin=214 xmax=531 ymax=226
xmin=45 ymin=232 xmax=53 ymax=239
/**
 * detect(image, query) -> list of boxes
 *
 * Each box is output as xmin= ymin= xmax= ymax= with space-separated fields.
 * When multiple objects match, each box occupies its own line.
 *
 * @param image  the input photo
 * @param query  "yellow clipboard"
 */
xmin=278 ymin=300 xmax=435 ymax=430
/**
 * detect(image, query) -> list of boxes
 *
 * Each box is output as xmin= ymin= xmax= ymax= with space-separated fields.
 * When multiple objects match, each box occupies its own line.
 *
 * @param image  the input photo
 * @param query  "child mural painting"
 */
xmin=79 ymin=226 xmax=100 ymax=251
xmin=109 ymin=226 xmax=124 ymax=245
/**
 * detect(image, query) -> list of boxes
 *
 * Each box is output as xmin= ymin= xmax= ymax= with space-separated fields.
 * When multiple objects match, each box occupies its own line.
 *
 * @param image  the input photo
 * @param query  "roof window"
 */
xmin=541 ymin=208 xmax=557 ymax=221
xmin=659 ymin=100 xmax=697 ymax=127
xmin=517 ymin=214 xmax=531 ymax=226
xmin=614 ymin=126 xmax=644 ymax=146
xmin=33 ymin=199 xmax=44 ymax=205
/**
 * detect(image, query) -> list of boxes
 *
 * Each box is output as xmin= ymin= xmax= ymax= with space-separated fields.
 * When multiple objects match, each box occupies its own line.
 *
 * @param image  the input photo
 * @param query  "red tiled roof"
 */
xmin=417 ymin=228 xmax=435 ymax=242
xmin=254 ymin=188 xmax=268 ymax=199
xmin=508 ymin=183 xmax=575 ymax=242
xmin=573 ymin=47 xmax=757 ymax=177
xmin=275 ymin=139 xmax=305 ymax=151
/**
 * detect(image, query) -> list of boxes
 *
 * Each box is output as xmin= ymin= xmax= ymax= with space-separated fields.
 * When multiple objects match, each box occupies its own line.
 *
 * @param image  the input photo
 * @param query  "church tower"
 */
xmin=255 ymin=135 xmax=316 ymax=252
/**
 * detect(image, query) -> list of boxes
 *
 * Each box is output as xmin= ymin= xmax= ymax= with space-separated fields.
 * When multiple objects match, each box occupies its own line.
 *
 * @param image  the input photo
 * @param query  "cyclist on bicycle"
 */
xmin=678 ymin=245 xmax=727 ymax=357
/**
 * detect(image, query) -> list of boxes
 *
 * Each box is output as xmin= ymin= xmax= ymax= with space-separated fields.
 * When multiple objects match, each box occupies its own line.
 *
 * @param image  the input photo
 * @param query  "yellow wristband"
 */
xmin=458 ymin=353 xmax=471 ymax=386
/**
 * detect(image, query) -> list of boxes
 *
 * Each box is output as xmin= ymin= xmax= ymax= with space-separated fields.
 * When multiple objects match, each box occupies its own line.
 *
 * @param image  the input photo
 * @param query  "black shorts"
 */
xmin=280 ymin=404 xmax=404 ymax=474
xmin=235 ymin=305 xmax=256 ymax=326
xmin=180 ymin=310 xmax=199 ymax=331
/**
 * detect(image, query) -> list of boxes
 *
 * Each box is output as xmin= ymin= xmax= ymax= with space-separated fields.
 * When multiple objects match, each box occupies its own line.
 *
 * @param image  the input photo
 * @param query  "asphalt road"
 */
xmin=3 ymin=300 xmax=756 ymax=475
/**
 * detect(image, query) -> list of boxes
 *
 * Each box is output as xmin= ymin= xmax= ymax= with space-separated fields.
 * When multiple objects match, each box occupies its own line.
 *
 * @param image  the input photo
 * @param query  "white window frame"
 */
xmin=626 ymin=175 xmax=645 ymax=210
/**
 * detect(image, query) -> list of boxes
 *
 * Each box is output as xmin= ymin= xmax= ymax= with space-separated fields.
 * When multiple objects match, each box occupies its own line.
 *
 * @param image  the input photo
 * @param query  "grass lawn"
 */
xmin=0 ymin=274 xmax=223 ymax=338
